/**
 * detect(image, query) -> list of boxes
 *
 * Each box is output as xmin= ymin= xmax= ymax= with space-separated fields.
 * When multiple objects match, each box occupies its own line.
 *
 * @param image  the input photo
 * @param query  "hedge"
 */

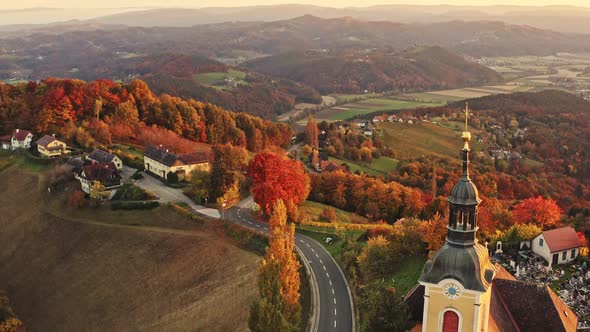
xmin=111 ymin=201 xmax=159 ymax=210
xmin=168 ymin=203 xmax=205 ymax=224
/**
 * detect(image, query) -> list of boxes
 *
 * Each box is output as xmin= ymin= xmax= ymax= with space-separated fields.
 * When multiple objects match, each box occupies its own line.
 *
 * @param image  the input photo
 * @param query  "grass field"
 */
xmin=382 ymin=122 xmax=478 ymax=160
xmin=193 ymin=69 xmax=247 ymax=91
xmin=299 ymin=200 xmax=368 ymax=224
xmin=328 ymin=156 xmax=399 ymax=176
xmin=331 ymin=93 xmax=382 ymax=104
xmin=384 ymin=255 xmax=427 ymax=296
xmin=0 ymin=166 xmax=259 ymax=332
xmin=314 ymin=98 xmax=442 ymax=122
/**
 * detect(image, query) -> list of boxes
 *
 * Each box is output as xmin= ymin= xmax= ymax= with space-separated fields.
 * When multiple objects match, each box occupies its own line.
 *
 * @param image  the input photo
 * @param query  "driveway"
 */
xmin=131 ymin=170 xmax=220 ymax=219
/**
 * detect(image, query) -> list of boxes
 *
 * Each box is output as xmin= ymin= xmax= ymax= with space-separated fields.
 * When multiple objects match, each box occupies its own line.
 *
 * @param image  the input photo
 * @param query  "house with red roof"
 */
xmin=1 ymin=129 xmax=33 ymax=151
xmin=531 ymin=226 xmax=581 ymax=266
xmin=75 ymin=162 xmax=122 ymax=197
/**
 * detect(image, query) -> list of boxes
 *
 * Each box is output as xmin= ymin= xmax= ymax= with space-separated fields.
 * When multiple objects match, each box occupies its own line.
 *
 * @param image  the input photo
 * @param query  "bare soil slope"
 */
xmin=0 ymin=166 xmax=258 ymax=332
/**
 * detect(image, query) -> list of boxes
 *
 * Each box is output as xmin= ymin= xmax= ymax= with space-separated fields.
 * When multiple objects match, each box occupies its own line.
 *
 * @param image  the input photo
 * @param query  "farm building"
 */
xmin=144 ymin=145 xmax=209 ymax=181
xmin=36 ymin=135 xmax=69 ymax=158
xmin=1 ymin=129 xmax=33 ymax=150
xmin=530 ymin=226 xmax=581 ymax=266
xmin=87 ymin=149 xmax=123 ymax=170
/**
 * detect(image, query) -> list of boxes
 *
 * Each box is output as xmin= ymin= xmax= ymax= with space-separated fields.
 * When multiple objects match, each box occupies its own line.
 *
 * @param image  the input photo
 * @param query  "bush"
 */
xmin=168 ymin=203 xmax=205 ymax=224
xmin=111 ymin=201 xmax=159 ymax=210
xmin=167 ymin=171 xmax=179 ymax=184
xmin=217 ymin=220 xmax=268 ymax=255
xmin=131 ymin=171 xmax=143 ymax=180
xmin=319 ymin=207 xmax=338 ymax=223
xmin=68 ymin=190 xmax=86 ymax=208
xmin=112 ymin=183 xmax=150 ymax=201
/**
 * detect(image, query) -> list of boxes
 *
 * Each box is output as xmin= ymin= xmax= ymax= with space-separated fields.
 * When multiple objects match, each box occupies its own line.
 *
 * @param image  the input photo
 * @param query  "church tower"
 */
xmin=419 ymin=104 xmax=496 ymax=332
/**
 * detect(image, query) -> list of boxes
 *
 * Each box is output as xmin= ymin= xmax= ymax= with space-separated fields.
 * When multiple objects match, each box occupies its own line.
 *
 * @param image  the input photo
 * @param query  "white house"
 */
xmin=144 ymin=145 xmax=209 ymax=181
xmin=531 ymin=226 xmax=581 ymax=266
xmin=75 ymin=162 xmax=122 ymax=197
xmin=87 ymin=149 xmax=123 ymax=170
xmin=1 ymin=129 xmax=33 ymax=150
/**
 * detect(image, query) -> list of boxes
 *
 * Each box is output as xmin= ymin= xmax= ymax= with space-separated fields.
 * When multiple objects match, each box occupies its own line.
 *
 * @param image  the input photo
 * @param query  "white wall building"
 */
xmin=531 ymin=226 xmax=581 ymax=267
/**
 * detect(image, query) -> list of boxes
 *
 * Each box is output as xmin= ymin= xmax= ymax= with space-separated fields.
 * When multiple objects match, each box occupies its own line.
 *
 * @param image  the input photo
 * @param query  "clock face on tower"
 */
xmin=443 ymin=283 xmax=461 ymax=300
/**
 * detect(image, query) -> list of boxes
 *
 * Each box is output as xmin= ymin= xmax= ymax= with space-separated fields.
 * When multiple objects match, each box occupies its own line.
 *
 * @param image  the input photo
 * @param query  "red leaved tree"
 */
xmin=512 ymin=196 xmax=562 ymax=230
xmin=248 ymin=152 xmax=310 ymax=215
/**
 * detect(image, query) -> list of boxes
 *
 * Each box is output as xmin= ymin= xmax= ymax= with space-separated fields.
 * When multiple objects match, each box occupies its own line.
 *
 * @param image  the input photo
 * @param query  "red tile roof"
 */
xmin=11 ymin=129 xmax=31 ymax=141
xmin=0 ymin=135 xmax=11 ymax=142
xmin=541 ymin=226 xmax=580 ymax=252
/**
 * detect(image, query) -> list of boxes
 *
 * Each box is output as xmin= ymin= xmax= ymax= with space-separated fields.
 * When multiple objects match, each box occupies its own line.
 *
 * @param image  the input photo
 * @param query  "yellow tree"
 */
xmin=267 ymin=199 xmax=301 ymax=323
xmin=89 ymin=181 xmax=109 ymax=201
xmin=304 ymin=114 xmax=318 ymax=149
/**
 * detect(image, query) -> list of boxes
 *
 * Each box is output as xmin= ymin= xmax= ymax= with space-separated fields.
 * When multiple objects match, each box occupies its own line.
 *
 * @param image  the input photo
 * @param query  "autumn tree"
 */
xmin=68 ymin=190 xmax=86 ymax=208
xmin=266 ymin=200 xmax=301 ymax=323
xmin=89 ymin=181 xmax=109 ymax=200
xmin=248 ymin=152 xmax=310 ymax=215
xmin=499 ymin=224 xmax=542 ymax=244
xmin=249 ymin=259 xmax=297 ymax=332
xmin=359 ymin=283 xmax=412 ymax=332
xmin=305 ymin=114 xmax=318 ymax=149
xmin=418 ymin=213 xmax=448 ymax=255
xmin=357 ymin=235 xmax=394 ymax=278
xmin=512 ymin=197 xmax=562 ymax=229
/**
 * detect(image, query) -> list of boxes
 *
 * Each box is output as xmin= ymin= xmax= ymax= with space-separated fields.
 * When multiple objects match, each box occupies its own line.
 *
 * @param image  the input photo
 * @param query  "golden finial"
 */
xmin=461 ymin=101 xmax=471 ymax=149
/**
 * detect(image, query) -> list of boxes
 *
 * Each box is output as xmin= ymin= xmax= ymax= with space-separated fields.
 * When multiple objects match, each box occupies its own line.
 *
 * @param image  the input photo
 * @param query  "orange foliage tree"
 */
xmin=418 ymin=213 xmax=448 ymax=254
xmin=304 ymin=114 xmax=318 ymax=149
xmin=248 ymin=152 xmax=310 ymax=215
xmin=266 ymin=199 xmax=301 ymax=323
xmin=512 ymin=196 xmax=562 ymax=230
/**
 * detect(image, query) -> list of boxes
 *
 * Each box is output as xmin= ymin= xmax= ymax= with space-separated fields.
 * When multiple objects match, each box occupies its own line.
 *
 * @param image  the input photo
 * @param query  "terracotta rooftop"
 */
xmin=11 ymin=129 xmax=31 ymax=141
xmin=541 ymin=226 xmax=581 ymax=252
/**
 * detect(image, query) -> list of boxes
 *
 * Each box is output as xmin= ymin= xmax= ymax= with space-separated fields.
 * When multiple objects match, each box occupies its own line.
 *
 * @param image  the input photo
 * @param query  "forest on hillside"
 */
xmin=0 ymin=78 xmax=292 ymax=152
xmin=245 ymin=46 xmax=502 ymax=94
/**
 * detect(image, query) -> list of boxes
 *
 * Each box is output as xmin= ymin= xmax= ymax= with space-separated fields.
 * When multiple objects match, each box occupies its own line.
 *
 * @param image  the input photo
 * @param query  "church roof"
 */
xmin=419 ymin=242 xmax=496 ymax=292
xmin=448 ymin=176 xmax=481 ymax=205
xmin=490 ymin=279 xmax=577 ymax=332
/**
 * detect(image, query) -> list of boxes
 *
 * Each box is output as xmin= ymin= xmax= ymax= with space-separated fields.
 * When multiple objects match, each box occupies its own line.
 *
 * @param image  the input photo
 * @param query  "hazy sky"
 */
xmin=3 ymin=0 xmax=590 ymax=9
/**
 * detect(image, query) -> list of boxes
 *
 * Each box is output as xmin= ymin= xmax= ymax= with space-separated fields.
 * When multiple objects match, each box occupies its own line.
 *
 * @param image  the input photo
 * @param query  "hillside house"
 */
xmin=87 ymin=149 xmax=123 ymax=170
xmin=1 ymin=129 xmax=33 ymax=150
xmin=36 ymin=135 xmax=69 ymax=158
xmin=75 ymin=162 xmax=122 ymax=197
xmin=372 ymin=115 xmax=386 ymax=123
xmin=530 ymin=226 xmax=581 ymax=266
xmin=144 ymin=145 xmax=209 ymax=181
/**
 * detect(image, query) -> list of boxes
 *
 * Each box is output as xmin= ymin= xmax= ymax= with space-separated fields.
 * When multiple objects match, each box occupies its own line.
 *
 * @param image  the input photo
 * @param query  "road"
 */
xmin=127 ymin=156 xmax=355 ymax=332
xmin=227 ymin=197 xmax=354 ymax=332
xmin=129 ymin=167 xmax=221 ymax=218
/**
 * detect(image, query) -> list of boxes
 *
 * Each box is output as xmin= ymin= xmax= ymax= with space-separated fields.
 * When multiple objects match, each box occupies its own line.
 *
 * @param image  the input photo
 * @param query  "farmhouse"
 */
xmin=144 ymin=145 xmax=209 ymax=181
xmin=1 ymin=129 xmax=33 ymax=150
xmin=87 ymin=149 xmax=123 ymax=170
xmin=75 ymin=162 xmax=122 ymax=196
xmin=35 ymin=135 xmax=69 ymax=158
xmin=531 ymin=226 xmax=581 ymax=266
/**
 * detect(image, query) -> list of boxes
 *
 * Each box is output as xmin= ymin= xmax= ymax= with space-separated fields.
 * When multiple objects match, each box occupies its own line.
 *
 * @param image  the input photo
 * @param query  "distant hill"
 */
xmin=0 ymin=51 xmax=320 ymax=119
xmin=86 ymin=4 xmax=590 ymax=33
xmin=3 ymin=16 xmax=590 ymax=59
xmin=245 ymin=46 xmax=502 ymax=94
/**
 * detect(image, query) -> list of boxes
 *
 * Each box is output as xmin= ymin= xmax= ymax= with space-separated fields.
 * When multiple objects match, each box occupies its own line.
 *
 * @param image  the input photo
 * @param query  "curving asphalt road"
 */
xmin=226 ymin=197 xmax=354 ymax=332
